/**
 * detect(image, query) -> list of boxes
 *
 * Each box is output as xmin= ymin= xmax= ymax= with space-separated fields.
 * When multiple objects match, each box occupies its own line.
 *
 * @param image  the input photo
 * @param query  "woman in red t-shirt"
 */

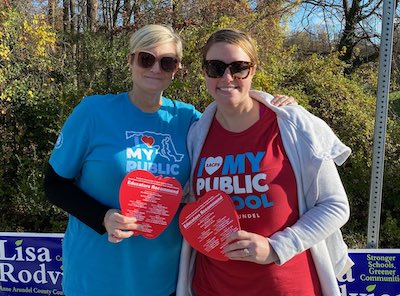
xmin=178 ymin=28 xmax=352 ymax=296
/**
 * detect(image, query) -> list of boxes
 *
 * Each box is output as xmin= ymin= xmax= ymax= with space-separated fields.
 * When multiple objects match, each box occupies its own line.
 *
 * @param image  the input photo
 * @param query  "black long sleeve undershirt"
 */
xmin=44 ymin=163 xmax=110 ymax=234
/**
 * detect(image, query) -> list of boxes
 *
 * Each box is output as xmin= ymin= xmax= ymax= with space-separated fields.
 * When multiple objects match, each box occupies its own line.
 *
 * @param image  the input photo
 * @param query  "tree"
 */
xmin=0 ymin=6 xmax=67 ymax=231
xmin=63 ymin=0 xmax=70 ymax=31
xmin=285 ymin=0 xmax=400 ymax=73
xmin=48 ymin=0 xmax=56 ymax=27
xmin=393 ymin=20 xmax=400 ymax=87
xmin=1 ymin=0 xmax=399 ymax=248
xmin=87 ymin=0 xmax=98 ymax=31
xmin=100 ymin=0 xmax=122 ymax=30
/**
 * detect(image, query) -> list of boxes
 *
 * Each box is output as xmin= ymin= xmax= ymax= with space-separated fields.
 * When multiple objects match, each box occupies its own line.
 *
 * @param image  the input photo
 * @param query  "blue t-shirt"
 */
xmin=49 ymin=92 xmax=201 ymax=296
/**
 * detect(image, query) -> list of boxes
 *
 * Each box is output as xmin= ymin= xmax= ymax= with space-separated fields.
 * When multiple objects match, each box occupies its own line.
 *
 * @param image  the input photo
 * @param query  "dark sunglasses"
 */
xmin=133 ymin=51 xmax=179 ymax=73
xmin=203 ymin=60 xmax=254 ymax=79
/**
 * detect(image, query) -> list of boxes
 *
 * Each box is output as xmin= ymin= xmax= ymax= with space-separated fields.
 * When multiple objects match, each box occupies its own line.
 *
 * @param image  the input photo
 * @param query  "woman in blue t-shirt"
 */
xmin=44 ymin=24 xmax=295 ymax=296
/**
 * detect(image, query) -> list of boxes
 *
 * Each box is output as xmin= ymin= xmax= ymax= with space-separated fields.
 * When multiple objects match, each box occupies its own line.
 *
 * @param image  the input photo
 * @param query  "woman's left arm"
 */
xmin=223 ymin=159 xmax=349 ymax=264
xmin=268 ymin=159 xmax=350 ymax=265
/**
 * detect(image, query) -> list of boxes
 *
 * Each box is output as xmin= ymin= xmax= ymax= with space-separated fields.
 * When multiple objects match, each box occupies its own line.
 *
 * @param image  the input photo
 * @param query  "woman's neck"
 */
xmin=128 ymin=89 xmax=162 ymax=113
xmin=215 ymin=98 xmax=260 ymax=132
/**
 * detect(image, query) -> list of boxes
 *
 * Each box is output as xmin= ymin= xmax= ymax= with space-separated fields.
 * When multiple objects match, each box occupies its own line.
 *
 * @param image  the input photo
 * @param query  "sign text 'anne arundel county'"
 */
xmin=0 ymin=233 xmax=400 ymax=296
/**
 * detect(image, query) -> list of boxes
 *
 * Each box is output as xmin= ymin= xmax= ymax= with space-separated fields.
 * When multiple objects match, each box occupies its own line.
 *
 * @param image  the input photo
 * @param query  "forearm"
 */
xmin=44 ymin=163 xmax=110 ymax=234
xmin=269 ymin=160 xmax=350 ymax=264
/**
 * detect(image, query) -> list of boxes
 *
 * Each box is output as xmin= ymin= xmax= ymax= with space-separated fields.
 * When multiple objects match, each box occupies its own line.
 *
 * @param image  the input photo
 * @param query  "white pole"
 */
xmin=367 ymin=0 xmax=395 ymax=248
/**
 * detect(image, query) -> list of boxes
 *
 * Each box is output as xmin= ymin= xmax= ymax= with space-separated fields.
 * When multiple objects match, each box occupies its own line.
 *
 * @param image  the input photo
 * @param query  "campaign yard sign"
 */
xmin=338 ymin=249 xmax=400 ymax=296
xmin=0 ymin=232 xmax=399 ymax=296
xmin=0 ymin=233 xmax=63 ymax=296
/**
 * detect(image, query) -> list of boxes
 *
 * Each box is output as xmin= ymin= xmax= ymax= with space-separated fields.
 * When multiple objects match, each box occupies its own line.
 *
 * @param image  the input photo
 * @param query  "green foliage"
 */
xmin=165 ymin=24 xmax=212 ymax=110
xmin=167 ymin=11 xmax=285 ymax=111
xmin=390 ymin=91 xmax=400 ymax=114
xmin=253 ymin=48 xmax=400 ymax=248
xmin=1 ymin=4 xmax=399 ymax=249
xmin=0 ymin=7 xmax=67 ymax=232
xmin=380 ymin=213 xmax=400 ymax=247
xmin=71 ymin=31 xmax=132 ymax=94
xmin=379 ymin=91 xmax=400 ymax=247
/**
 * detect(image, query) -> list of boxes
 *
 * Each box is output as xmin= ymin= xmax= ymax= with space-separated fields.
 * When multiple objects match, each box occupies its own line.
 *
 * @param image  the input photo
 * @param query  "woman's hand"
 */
xmin=271 ymin=94 xmax=297 ymax=107
xmin=103 ymin=209 xmax=143 ymax=243
xmin=222 ymin=230 xmax=278 ymax=264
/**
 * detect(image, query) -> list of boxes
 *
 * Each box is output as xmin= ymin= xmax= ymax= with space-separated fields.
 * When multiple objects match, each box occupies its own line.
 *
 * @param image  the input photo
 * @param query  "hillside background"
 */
xmin=1 ymin=0 xmax=399 ymax=248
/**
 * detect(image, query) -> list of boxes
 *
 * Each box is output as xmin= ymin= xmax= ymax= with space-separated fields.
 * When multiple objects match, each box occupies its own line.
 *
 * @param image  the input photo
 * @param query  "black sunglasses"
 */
xmin=203 ymin=60 xmax=254 ymax=79
xmin=133 ymin=51 xmax=179 ymax=73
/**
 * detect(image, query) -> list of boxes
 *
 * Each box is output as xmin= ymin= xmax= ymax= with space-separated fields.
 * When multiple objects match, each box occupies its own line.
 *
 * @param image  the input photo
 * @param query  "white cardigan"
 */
xmin=178 ymin=90 xmax=354 ymax=296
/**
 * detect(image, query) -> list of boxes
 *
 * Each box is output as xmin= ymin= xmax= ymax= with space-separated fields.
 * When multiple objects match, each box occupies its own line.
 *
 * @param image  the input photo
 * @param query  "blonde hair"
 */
xmin=129 ymin=24 xmax=183 ymax=61
xmin=201 ymin=28 xmax=258 ymax=65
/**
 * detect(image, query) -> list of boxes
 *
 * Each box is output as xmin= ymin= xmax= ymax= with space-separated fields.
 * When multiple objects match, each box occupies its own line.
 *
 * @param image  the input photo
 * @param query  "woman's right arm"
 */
xmin=44 ymin=163 xmax=110 ymax=234
xmin=44 ymin=163 xmax=142 ymax=242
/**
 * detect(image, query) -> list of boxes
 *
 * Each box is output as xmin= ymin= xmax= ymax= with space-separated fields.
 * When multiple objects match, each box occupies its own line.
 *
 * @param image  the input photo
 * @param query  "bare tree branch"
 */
xmin=287 ymin=0 xmax=399 ymax=73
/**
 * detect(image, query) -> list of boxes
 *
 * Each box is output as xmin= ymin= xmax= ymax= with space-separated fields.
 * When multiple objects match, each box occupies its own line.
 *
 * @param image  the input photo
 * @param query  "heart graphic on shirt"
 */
xmin=204 ymin=156 xmax=223 ymax=175
xmin=119 ymin=170 xmax=182 ymax=239
xmin=141 ymin=136 xmax=154 ymax=147
xmin=179 ymin=190 xmax=240 ymax=261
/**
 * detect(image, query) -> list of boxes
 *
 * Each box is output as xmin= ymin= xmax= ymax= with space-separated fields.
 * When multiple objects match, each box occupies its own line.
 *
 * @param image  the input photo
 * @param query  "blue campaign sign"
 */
xmin=1 ymin=232 xmax=399 ymax=295
xmin=338 ymin=249 xmax=400 ymax=296
xmin=0 ymin=233 xmax=63 ymax=296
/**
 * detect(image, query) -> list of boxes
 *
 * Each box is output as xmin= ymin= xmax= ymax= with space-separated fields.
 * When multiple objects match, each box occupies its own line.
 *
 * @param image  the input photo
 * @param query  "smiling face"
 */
xmin=204 ymin=42 xmax=256 ymax=108
xmin=128 ymin=42 xmax=179 ymax=96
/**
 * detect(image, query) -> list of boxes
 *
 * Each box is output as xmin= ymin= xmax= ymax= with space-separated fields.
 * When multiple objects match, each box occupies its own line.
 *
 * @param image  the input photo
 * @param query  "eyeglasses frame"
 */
xmin=131 ymin=51 xmax=180 ymax=73
xmin=202 ymin=60 xmax=255 ymax=79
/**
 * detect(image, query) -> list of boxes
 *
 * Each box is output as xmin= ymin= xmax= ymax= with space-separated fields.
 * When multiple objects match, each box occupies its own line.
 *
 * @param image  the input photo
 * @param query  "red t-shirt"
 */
xmin=192 ymin=105 xmax=321 ymax=296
